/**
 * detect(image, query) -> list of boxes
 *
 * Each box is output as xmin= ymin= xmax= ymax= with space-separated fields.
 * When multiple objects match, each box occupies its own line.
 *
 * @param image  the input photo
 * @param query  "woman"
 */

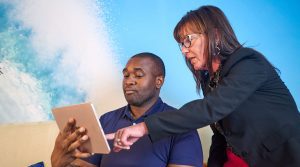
xmin=108 ymin=5 xmax=300 ymax=167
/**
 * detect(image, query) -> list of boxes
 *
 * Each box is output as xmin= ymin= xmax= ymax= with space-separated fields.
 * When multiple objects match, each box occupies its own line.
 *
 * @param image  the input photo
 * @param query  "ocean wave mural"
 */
xmin=0 ymin=0 xmax=125 ymax=123
xmin=0 ymin=0 xmax=299 ymax=124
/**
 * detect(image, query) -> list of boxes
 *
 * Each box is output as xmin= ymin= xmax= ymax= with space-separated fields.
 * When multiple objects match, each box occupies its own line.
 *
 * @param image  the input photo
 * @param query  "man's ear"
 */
xmin=155 ymin=76 xmax=164 ymax=89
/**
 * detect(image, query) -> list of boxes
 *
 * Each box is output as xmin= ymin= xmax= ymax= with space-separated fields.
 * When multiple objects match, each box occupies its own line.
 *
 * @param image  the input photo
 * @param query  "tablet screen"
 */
xmin=52 ymin=103 xmax=110 ymax=154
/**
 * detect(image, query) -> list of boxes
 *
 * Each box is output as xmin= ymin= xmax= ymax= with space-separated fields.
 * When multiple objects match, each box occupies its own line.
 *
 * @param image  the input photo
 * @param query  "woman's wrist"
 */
xmin=140 ymin=122 xmax=149 ymax=135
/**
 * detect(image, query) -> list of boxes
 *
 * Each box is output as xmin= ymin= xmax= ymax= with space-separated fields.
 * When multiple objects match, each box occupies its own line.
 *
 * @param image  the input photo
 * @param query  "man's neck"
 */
xmin=129 ymin=97 xmax=159 ymax=120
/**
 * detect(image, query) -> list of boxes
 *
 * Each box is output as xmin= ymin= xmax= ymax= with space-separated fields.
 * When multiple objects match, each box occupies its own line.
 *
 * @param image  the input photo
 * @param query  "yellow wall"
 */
xmin=198 ymin=127 xmax=213 ymax=162
xmin=0 ymin=121 xmax=212 ymax=166
xmin=0 ymin=121 xmax=58 ymax=167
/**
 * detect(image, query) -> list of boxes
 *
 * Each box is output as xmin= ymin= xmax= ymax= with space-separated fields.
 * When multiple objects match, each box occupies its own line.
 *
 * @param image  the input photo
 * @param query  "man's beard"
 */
xmin=125 ymin=92 xmax=156 ymax=107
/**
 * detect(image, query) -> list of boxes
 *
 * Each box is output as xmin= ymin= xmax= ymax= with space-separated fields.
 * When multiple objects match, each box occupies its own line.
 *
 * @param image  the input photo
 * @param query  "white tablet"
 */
xmin=52 ymin=103 xmax=111 ymax=154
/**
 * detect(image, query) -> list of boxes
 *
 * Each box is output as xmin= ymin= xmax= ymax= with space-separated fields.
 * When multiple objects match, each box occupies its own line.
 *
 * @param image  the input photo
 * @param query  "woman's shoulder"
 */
xmin=222 ymin=47 xmax=268 ymax=74
xmin=231 ymin=47 xmax=263 ymax=60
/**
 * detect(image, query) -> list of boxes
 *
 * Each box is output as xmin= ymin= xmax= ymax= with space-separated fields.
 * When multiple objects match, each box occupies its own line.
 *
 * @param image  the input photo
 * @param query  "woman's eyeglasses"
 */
xmin=178 ymin=33 xmax=201 ymax=50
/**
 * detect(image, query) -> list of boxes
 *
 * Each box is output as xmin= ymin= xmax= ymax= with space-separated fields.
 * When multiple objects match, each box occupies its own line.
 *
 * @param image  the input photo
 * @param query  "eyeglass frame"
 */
xmin=178 ymin=33 xmax=201 ymax=50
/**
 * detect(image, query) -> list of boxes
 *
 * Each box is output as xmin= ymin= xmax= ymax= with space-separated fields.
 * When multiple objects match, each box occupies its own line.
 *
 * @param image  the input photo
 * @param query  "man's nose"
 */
xmin=124 ymin=77 xmax=136 ymax=85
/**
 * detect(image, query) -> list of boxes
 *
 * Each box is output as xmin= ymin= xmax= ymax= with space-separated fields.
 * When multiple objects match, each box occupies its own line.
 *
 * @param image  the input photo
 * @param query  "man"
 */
xmin=51 ymin=52 xmax=203 ymax=167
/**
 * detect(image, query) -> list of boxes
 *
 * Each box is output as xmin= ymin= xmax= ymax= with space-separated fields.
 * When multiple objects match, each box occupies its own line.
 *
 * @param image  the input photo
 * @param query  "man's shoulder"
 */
xmin=159 ymin=101 xmax=199 ymax=136
xmin=163 ymin=103 xmax=200 ymax=140
xmin=100 ymin=106 xmax=126 ymax=120
xmin=162 ymin=102 xmax=177 ymax=112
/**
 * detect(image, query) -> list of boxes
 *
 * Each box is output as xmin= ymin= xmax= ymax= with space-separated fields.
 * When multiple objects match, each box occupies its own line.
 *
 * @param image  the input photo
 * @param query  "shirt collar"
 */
xmin=123 ymin=97 xmax=164 ymax=121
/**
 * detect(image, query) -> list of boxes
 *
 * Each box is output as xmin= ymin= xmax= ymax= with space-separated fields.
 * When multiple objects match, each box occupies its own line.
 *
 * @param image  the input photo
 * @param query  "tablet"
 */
xmin=52 ymin=103 xmax=111 ymax=154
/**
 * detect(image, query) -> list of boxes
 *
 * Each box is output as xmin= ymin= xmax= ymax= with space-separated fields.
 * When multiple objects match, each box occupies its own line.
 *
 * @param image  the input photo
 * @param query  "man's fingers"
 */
xmin=71 ymin=158 xmax=95 ymax=167
xmin=68 ymin=135 xmax=89 ymax=152
xmin=72 ymin=149 xmax=91 ymax=158
xmin=63 ymin=127 xmax=86 ymax=150
xmin=62 ymin=118 xmax=76 ymax=134
xmin=105 ymin=133 xmax=115 ymax=140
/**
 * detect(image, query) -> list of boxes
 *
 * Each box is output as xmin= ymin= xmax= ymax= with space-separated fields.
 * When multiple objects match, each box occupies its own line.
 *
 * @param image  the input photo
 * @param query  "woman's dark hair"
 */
xmin=174 ymin=5 xmax=241 ymax=93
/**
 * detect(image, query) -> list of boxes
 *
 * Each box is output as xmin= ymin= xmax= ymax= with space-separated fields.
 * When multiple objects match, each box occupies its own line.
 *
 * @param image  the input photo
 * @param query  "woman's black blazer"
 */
xmin=145 ymin=47 xmax=300 ymax=167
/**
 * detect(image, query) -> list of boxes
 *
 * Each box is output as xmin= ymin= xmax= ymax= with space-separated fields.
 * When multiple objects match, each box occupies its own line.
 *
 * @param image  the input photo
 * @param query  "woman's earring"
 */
xmin=215 ymin=42 xmax=221 ymax=56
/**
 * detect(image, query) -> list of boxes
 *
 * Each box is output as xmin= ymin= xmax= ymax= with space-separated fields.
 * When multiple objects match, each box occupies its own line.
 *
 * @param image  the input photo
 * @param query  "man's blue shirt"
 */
xmin=86 ymin=98 xmax=203 ymax=167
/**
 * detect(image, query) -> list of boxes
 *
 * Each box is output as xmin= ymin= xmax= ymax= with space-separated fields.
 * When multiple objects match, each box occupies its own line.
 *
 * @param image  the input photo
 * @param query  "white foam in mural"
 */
xmin=0 ymin=60 xmax=50 ymax=122
xmin=0 ymin=0 xmax=126 ymax=124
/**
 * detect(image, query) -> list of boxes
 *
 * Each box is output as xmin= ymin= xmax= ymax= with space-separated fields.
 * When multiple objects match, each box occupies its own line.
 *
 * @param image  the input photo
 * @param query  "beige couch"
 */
xmin=0 ymin=121 xmax=58 ymax=167
xmin=0 ymin=121 xmax=212 ymax=167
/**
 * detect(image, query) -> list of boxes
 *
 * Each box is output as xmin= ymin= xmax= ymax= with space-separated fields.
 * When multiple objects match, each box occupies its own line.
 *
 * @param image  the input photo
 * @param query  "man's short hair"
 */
xmin=130 ymin=52 xmax=165 ymax=78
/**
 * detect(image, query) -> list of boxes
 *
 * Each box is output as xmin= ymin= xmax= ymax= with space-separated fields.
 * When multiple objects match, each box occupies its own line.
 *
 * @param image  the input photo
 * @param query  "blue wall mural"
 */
xmin=0 ymin=0 xmax=125 ymax=123
xmin=0 ymin=0 xmax=299 ymax=124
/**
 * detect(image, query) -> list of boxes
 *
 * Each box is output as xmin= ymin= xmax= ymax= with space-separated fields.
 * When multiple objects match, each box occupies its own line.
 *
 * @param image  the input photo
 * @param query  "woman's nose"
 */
xmin=181 ymin=46 xmax=189 ymax=54
xmin=181 ymin=47 xmax=189 ymax=57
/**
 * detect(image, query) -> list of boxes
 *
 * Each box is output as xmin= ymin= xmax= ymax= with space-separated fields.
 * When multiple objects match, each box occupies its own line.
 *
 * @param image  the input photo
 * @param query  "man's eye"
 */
xmin=123 ymin=73 xmax=129 ymax=78
xmin=135 ymin=73 xmax=144 ymax=78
